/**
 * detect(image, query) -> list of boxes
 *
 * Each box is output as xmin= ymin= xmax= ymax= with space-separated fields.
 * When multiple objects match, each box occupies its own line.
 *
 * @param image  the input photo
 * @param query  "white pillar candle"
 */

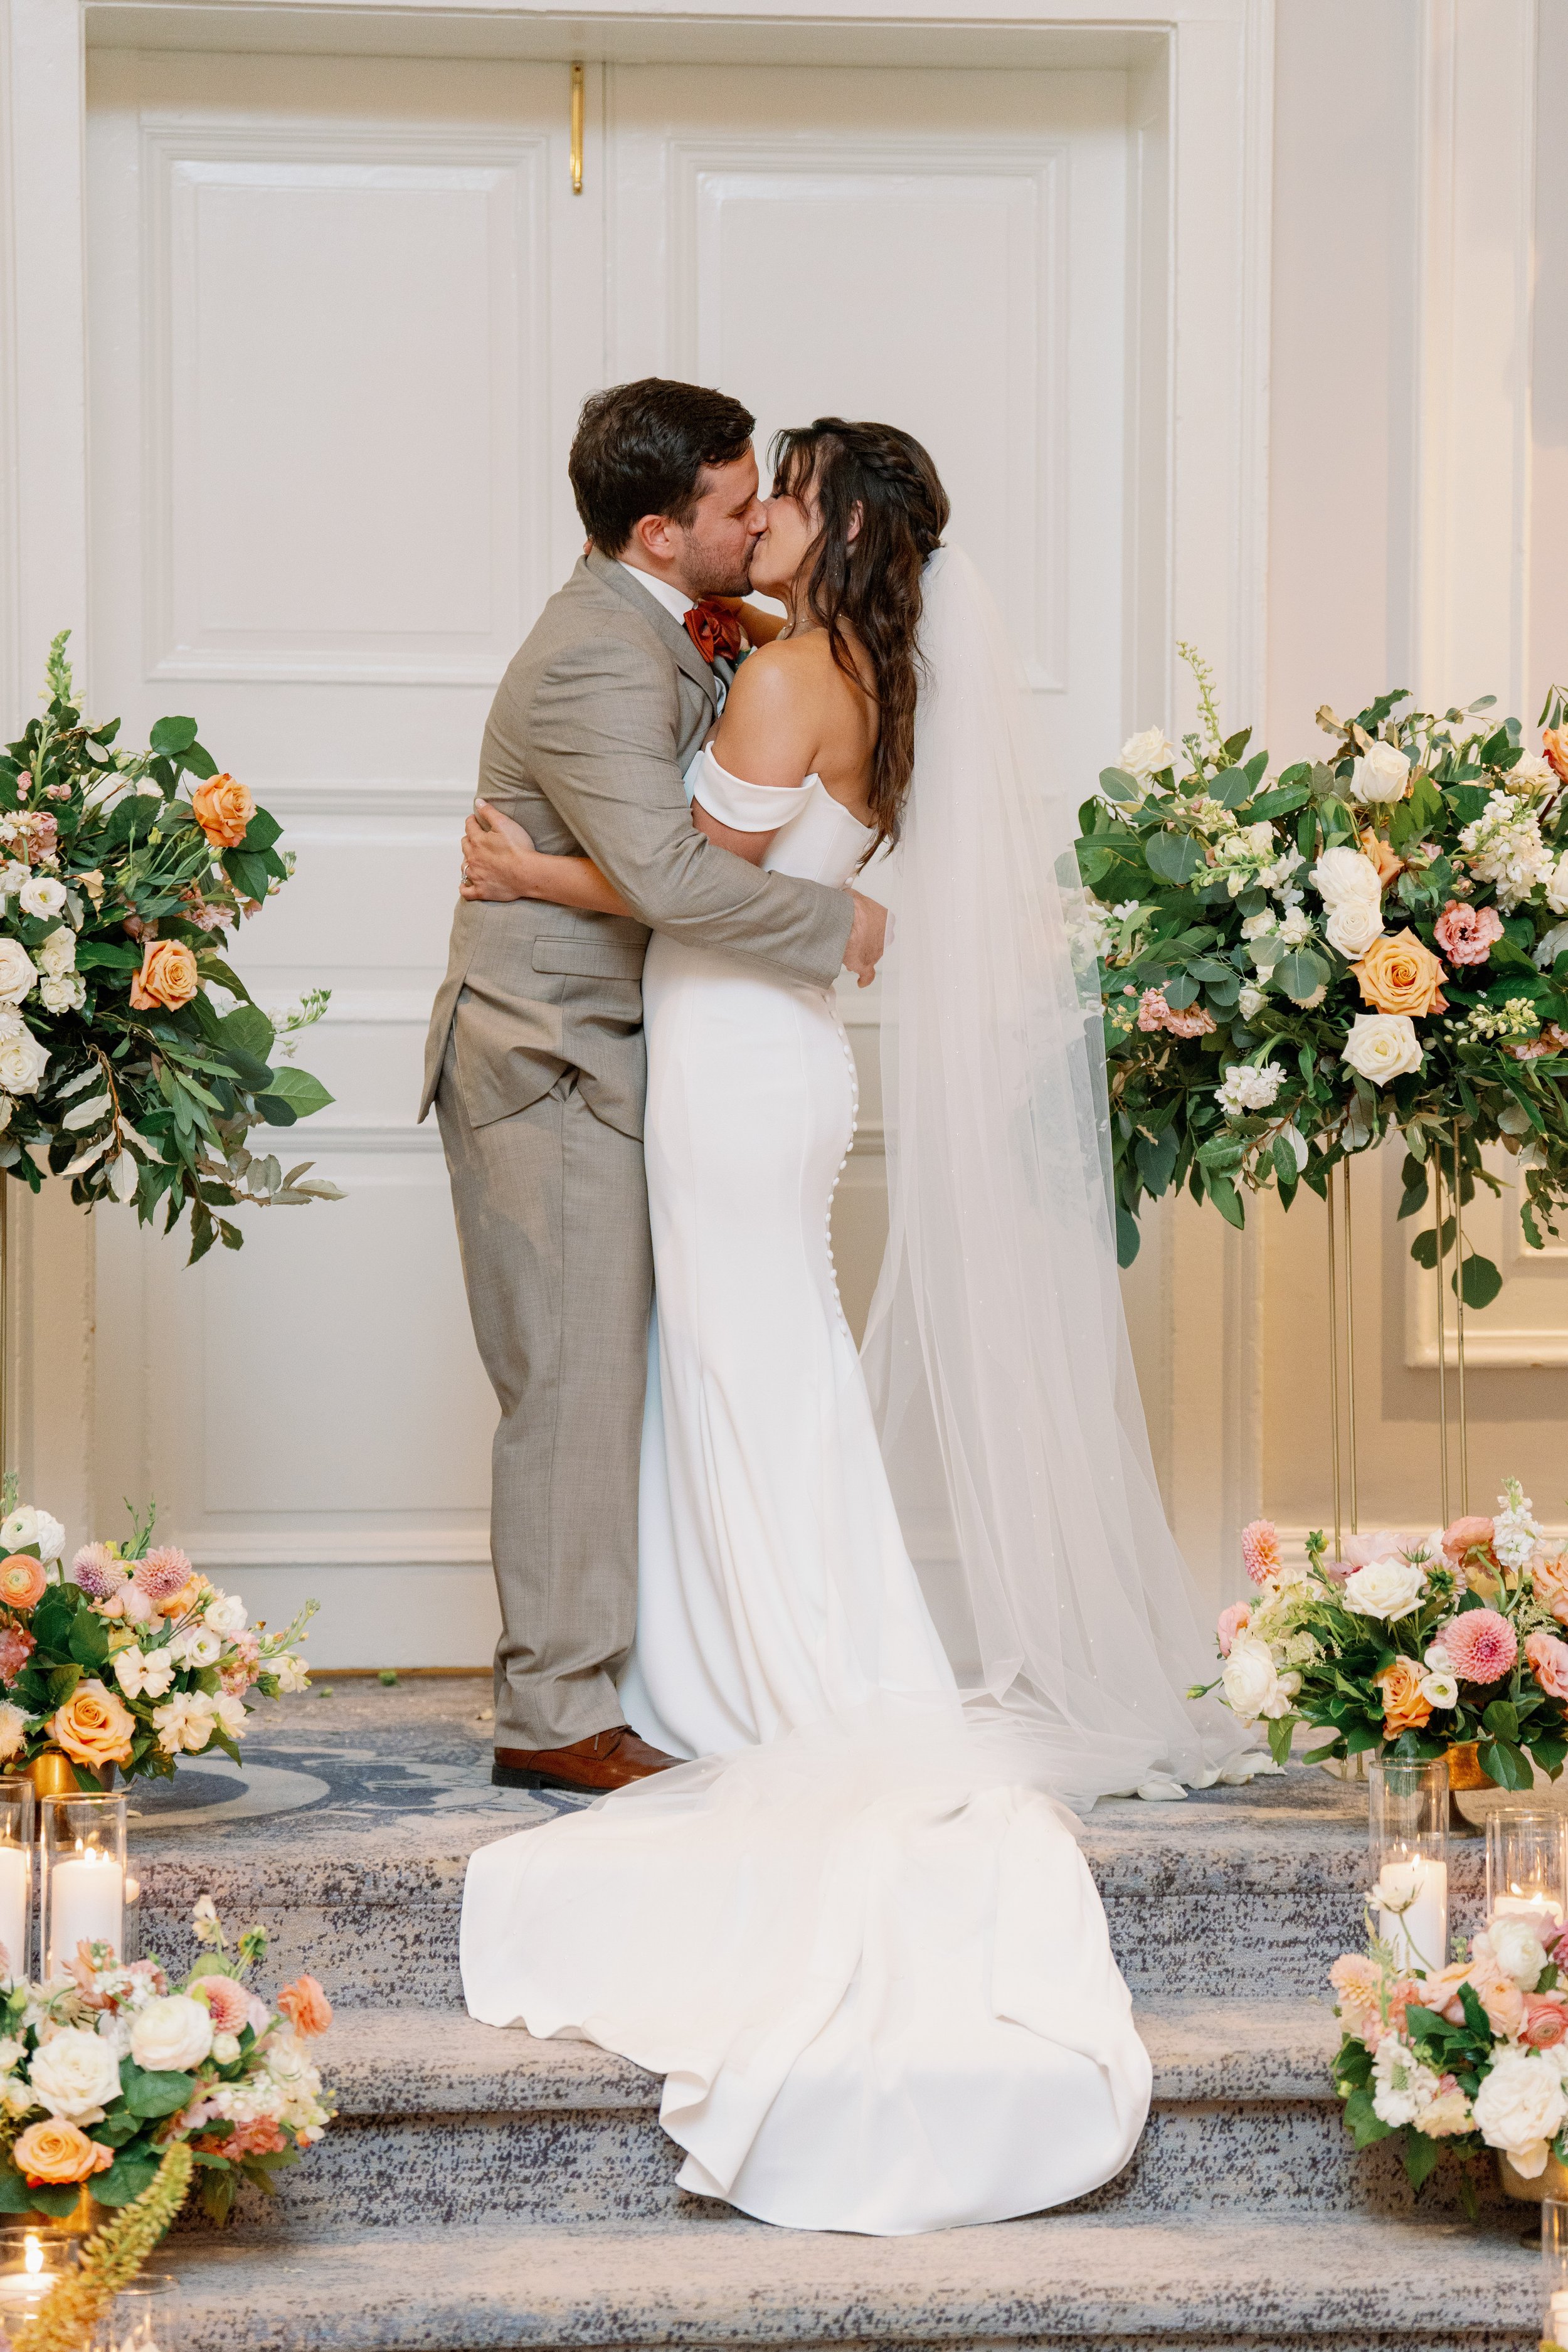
xmin=46 ymin=1848 xmax=123 ymax=1974
xmin=0 ymin=1849 xmax=28 ymax=1983
xmin=1491 ymin=1892 xmax=1565 ymax=1939
xmin=1374 ymin=1855 xmax=1449 ymax=1974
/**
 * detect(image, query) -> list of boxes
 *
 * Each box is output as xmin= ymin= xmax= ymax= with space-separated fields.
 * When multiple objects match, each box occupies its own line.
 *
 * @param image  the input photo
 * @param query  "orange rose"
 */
xmin=128 ymin=938 xmax=198 ymax=1013
xmin=1350 ymin=927 xmax=1448 ymax=1018
xmin=277 ymin=1973 xmax=333 ymax=2037
xmin=190 ymin=774 xmax=255 ymax=850
xmin=12 ymin=2119 xmax=114 ymax=2186
xmin=1536 ymin=1555 xmax=1568 ymax=1624
xmin=1359 ymin=828 xmax=1405 ymax=889
xmin=51 ymin=1678 xmax=135 ymax=1769
xmin=1545 ymin=726 xmax=1568 ymax=787
xmin=1377 ymin=1655 xmax=1432 ymax=1735
xmin=0 ymin=1556 xmax=47 ymax=1611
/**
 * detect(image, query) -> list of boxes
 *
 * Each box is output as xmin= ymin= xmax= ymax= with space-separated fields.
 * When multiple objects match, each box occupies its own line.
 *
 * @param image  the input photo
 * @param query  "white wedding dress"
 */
xmin=461 ymin=549 xmax=1250 ymax=2235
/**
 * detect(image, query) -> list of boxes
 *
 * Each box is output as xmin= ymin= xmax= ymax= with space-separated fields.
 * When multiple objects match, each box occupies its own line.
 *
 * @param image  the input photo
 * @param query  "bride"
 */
xmin=460 ymin=418 xmax=1248 ymax=2235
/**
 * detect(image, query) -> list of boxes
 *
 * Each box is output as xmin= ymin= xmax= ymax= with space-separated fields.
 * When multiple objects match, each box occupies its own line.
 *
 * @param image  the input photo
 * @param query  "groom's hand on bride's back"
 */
xmin=843 ymin=892 xmax=887 ymax=988
xmin=460 ymin=802 xmax=534 ymax=901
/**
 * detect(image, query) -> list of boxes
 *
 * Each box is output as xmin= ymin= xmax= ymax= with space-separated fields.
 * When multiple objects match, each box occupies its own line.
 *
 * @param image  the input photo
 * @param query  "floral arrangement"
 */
xmin=0 ymin=1898 xmax=332 ymax=2234
xmin=1331 ymin=1906 xmax=1568 ymax=2210
xmin=0 ymin=634 xmax=341 ymax=1263
xmin=0 ymin=1493 xmax=310 ymax=1786
xmin=1196 ymin=1483 xmax=1568 ymax=1786
xmin=1071 ymin=657 xmax=1568 ymax=1308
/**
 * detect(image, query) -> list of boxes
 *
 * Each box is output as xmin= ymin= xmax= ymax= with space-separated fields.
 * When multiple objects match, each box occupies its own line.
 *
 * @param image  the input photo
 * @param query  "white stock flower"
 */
xmin=1325 ymin=898 xmax=1385 ymax=960
xmin=0 ymin=1024 xmax=48 ymax=1096
xmin=1472 ymin=2046 xmax=1568 ymax=2176
xmin=1350 ymin=741 xmax=1412 ymax=805
xmin=129 ymin=1994 xmax=213 ymax=2075
xmin=38 ymin=973 xmax=85 ymax=1015
xmin=203 ymin=1592 xmax=246 ymax=1636
xmin=1343 ymin=1013 xmax=1422 ymax=1086
xmin=113 ymin=1645 xmax=176 ymax=1702
xmin=1494 ymin=1485 xmax=1543 ymax=1572
xmin=1 ymin=1506 xmax=64 ymax=1564
xmin=1237 ymin=984 xmax=1269 ymax=1022
xmin=34 ymin=928 xmax=75 ymax=980
xmin=1275 ymin=908 xmax=1314 ymax=948
xmin=1241 ymin=911 xmax=1278 ymax=942
xmin=0 ymin=941 xmax=38 ymax=1008
xmin=1310 ymin=845 xmax=1384 ymax=911
xmin=152 ymin=1689 xmax=216 ymax=1756
xmin=1459 ymin=790 xmax=1554 ymax=911
xmin=1488 ymin=1914 xmax=1551 ymax=1990
xmin=1341 ymin=1555 xmax=1427 ymax=1623
xmin=1221 ymin=1634 xmax=1294 ymax=1722
xmin=18 ymin=877 xmax=65 ymax=922
xmin=1371 ymin=2035 xmax=1441 ymax=2129
xmin=270 ymin=1654 xmax=309 ymax=1694
xmin=28 ymin=2026 xmax=122 ymax=2122
xmin=0 ymin=1706 xmax=27 ymax=1763
xmin=1120 ymin=726 xmax=1175 ymax=785
xmin=171 ymin=1624 xmax=221 ymax=1670
xmin=1215 ymin=1062 xmax=1285 ymax=1118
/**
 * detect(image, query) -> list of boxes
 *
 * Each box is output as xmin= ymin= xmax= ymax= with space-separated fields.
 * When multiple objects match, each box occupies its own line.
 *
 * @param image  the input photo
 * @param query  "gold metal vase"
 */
xmin=1498 ymin=2149 xmax=1568 ymax=2203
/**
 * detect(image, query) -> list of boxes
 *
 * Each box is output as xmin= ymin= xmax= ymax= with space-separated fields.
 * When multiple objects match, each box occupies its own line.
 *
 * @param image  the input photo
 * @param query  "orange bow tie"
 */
xmin=683 ymin=601 xmax=744 ymax=667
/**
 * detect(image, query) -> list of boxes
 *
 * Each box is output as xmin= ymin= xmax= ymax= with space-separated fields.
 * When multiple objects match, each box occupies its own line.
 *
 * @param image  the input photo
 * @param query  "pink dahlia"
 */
xmin=1443 ymin=1607 xmax=1518 ymax=1685
xmin=69 ymin=1543 xmax=125 ymax=1601
xmin=1527 ymin=1629 xmax=1568 ymax=1702
xmin=1217 ymin=1601 xmax=1251 ymax=1656
xmin=1240 ymin=1518 xmax=1283 ymax=1586
xmin=1434 ymin=901 xmax=1503 ymax=967
xmin=133 ymin=1546 xmax=191 ymax=1603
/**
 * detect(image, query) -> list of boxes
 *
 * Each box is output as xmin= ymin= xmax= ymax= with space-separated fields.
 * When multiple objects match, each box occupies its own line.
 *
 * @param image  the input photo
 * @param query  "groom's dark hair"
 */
xmin=570 ymin=379 xmax=755 ymax=554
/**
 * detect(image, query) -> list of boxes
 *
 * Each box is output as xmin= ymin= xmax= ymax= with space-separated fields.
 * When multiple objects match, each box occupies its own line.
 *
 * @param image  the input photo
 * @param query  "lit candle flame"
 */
xmin=24 ymin=2235 xmax=41 ymax=2276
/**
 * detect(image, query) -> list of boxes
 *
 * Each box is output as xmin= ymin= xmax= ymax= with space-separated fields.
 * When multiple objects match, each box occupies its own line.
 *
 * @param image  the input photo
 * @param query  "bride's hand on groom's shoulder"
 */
xmin=460 ymin=803 xmax=536 ymax=901
xmin=843 ymin=891 xmax=887 ymax=988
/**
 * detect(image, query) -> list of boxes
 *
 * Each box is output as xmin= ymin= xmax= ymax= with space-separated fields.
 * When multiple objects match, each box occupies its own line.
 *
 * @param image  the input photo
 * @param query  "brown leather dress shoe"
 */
xmin=491 ymin=1727 xmax=679 ymax=1794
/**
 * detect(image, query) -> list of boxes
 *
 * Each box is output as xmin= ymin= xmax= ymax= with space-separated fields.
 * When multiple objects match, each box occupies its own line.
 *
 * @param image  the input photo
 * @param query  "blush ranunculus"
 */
xmin=128 ymin=939 xmax=198 ymax=1013
xmin=51 ymin=1678 xmax=135 ymax=1769
xmin=1350 ymin=926 xmax=1448 ymax=1018
xmin=1443 ymin=1608 xmax=1518 ymax=1685
xmin=11 ymin=2119 xmax=114 ymax=2186
xmin=0 ymin=1556 xmax=46 ymax=1611
xmin=276 ymin=1974 xmax=332 ymax=2037
xmin=1376 ymin=1655 xmax=1433 ymax=1734
xmin=1434 ymin=901 xmax=1504 ymax=966
xmin=1522 ymin=1994 xmax=1568 ymax=2050
xmin=189 ymin=775 xmax=255 ymax=850
xmin=1217 ymin=1601 xmax=1251 ymax=1656
xmin=1527 ymin=1630 xmax=1568 ymax=1702
xmin=1444 ymin=1514 xmax=1496 ymax=1562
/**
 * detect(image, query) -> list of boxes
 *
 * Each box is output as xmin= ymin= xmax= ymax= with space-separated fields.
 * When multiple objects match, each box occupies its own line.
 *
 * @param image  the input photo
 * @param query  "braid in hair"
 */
xmin=768 ymin=420 xmax=950 ymax=854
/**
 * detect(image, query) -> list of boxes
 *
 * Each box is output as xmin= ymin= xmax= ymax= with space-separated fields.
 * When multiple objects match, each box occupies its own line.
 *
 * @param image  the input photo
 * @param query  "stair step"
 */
xmin=194 ymin=2002 xmax=1507 ymax=2233
xmin=147 ymin=2211 xmax=1544 ymax=2350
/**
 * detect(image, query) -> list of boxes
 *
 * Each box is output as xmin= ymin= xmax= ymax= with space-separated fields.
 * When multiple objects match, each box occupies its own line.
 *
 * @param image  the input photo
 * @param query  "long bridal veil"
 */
xmin=862 ymin=545 xmax=1252 ymax=1808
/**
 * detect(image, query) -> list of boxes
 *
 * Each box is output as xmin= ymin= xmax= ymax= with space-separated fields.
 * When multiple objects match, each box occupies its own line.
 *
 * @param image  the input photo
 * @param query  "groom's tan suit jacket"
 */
xmin=423 ymin=551 xmax=854 ymax=1752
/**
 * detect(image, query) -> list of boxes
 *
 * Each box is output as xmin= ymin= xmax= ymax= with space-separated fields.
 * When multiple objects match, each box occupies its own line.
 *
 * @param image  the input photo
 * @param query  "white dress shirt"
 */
xmin=617 ymin=561 xmax=728 ymax=718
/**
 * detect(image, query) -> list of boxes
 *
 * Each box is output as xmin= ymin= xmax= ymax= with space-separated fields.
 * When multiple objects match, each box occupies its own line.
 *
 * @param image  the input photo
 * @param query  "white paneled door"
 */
xmin=83 ymin=50 xmax=1130 ymax=1666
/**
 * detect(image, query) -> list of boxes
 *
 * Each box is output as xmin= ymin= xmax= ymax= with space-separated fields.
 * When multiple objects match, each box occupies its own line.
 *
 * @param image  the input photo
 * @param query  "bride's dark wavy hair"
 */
xmin=768 ymin=418 xmax=949 ymax=854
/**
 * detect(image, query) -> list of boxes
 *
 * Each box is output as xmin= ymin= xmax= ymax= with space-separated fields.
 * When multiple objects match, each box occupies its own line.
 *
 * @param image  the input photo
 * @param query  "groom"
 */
xmin=422 ymin=379 xmax=887 ymax=1796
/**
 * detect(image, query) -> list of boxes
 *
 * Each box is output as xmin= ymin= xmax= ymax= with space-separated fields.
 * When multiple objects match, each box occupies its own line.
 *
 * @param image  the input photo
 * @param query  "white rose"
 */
xmin=18 ymin=878 xmax=66 ymax=922
xmin=0 ymin=2039 xmax=24 ymax=2076
xmin=1342 ymin=1554 xmax=1428 ymax=1623
xmin=1325 ymin=898 xmax=1385 ymax=959
xmin=1221 ymin=1634 xmax=1288 ymax=1723
xmin=1310 ymin=845 xmax=1384 ymax=910
xmin=1342 ymin=1012 xmax=1422 ymax=1086
xmin=34 ymin=928 xmax=75 ymax=980
xmin=1486 ymin=1915 xmax=1550 ymax=1990
xmin=203 ymin=1592 xmax=246 ymax=1636
xmin=1237 ymin=984 xmax=1268 ymax=1021
xmin=1545 ymin=863 xmax=1568 ymax=921
xmin=1471 ymin=2045 xmax=1568 ymax=2175
xmin=113 ymin=1645 xmax=175 ymax=1702
xmin=0 ymin=940 xmax=37 ymax=1008
xmin=129 ymin=1994 xmax=213 ymax=2075
xmin=28 ymin=2026 xmax=122 ymax=2122
xmin=39 ymin=973 xmax=85 ymax=1015
xmin=1120 ymin=726 xmax=1175 ymax=785
xmin=0 ymin=1025 xmax=48 ymax=1096
xmin=171 ymin=1624 xmax=221 ymax=1669
xmin=1 ymin=2077 xmax=33 ymax=2118
xmin=1350 ymin=741 xmax=1412 ymax=805
xmin=0 ymin=1705 xmax=27 ymax=1763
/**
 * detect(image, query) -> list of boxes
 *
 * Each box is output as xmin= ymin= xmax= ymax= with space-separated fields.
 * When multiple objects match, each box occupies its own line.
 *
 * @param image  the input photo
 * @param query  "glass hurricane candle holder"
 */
xmin=101 ymin=2275 xmax=181 ymax=2352
xmin=1369 ymin=1757 xmax=1449 ymax=1975
xmin=0 ymin=1782 xmax=34 ymax=1987
xmin=1544 ymin=2198 xmax=1568 ymax=2349
xmin=0 ymin=2227 xmax=81 ymax=2343
xmin=40 ymin=1793 xmax=126 ymax=1979
xmin=1485 ymin=1809 xmax=1568 ymax=1939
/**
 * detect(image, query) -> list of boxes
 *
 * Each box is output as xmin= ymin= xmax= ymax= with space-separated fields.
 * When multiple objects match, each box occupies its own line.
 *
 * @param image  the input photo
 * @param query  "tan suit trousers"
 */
xmin=435 ymin=1037 xmax=652 ymax=1749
